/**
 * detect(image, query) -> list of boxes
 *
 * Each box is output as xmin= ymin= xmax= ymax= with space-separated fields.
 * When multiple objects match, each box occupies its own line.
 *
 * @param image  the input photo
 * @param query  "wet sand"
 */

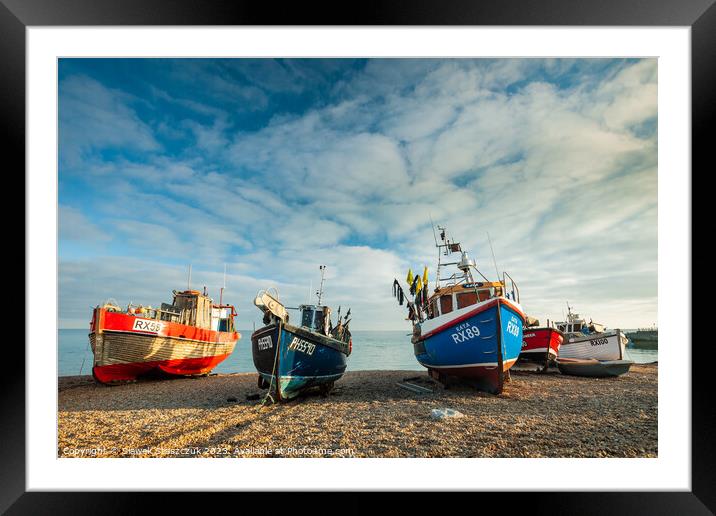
xmin=58 ymin=364 xmax=657 ymax=458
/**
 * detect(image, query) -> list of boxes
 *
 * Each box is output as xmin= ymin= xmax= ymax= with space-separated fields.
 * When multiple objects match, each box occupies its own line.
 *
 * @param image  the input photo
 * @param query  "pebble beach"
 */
xmin=58 ymin=363 xmax=657 ymax=458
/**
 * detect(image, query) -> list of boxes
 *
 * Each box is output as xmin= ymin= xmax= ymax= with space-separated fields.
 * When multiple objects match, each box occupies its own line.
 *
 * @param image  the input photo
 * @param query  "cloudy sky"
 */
xmin=58 ymin=58 xmax=657 ymax=330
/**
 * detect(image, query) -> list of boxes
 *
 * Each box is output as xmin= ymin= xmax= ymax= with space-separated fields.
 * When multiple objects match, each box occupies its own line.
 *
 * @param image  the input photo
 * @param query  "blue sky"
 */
xmin=58 ymin=58 xmax=657 ymax=330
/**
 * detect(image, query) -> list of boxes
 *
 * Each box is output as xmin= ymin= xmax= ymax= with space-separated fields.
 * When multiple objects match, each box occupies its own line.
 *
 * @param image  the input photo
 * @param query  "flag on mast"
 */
xmin=406 ymin=268 xmax=414 ymax=285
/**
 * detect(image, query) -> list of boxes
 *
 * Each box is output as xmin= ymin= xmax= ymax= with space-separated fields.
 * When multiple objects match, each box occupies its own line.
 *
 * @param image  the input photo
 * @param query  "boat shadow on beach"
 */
xmin=57 ymin=369 xmax=536 ymax=412
xmin=58 ymin=363 xmax=655 ymax=413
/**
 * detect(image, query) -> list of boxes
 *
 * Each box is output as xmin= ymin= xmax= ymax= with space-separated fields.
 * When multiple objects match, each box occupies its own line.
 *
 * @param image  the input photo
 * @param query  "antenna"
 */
xmin=316 ymin=265 xmax=327 ymax=305
xmin=307 ymin=280 xmax=312 ymax=304
xmin=429 ymin=214 xmax=438 ymax=247
xmin=487 ymin=232 xmax=500 ymax=281
xmin=187 ymin=264 xmax=192 ymax=290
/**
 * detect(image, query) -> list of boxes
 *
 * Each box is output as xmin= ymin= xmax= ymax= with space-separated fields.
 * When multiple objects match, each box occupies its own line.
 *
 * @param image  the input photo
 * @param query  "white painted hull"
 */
xmin=558 ymin=330 xmax=626 ymax=361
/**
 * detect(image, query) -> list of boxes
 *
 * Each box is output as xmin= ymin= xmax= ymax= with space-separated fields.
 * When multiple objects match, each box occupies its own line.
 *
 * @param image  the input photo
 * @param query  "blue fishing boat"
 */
xmin=392 ymin=225 xmax=525 ymax=394
xmin=251 ymin=266 xmax=352 ymax=401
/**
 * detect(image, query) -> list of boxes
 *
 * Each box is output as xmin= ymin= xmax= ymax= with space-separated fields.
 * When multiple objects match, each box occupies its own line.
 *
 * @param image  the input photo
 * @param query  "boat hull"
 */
xmin=557 ymin=358 xmax=633 ymax=377
xmin=518 ymin=327 xmax=563 ymax=370
xmin=413 ymin=297 xmax=525 ymax=394
xmin=558 ymin=329 xmax=626 ymax=361
xmin=251 ymin=322 xmax=348 ymax=400
xmin=89 ymin=308 xmax=238 ymax=384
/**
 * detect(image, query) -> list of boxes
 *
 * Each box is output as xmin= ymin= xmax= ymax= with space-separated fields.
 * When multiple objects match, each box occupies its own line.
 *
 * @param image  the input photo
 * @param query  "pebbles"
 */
xmin=58 ymin=364 xmax=657 ymax=458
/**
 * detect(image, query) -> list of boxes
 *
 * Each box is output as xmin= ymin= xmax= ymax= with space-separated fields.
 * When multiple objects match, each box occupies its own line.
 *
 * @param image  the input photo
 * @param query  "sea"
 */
xmin=58 ymin=328 xmax=658 ymax=377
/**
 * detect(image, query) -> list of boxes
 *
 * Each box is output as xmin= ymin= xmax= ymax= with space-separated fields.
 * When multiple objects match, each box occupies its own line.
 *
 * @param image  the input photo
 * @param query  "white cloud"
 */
xmin=59 ymin=75 xmax=160 ymax=166
xmin=59 ymin=205 xmax=109 ymax=243
xmin=59 ymin=59 xmax=658 ymax=330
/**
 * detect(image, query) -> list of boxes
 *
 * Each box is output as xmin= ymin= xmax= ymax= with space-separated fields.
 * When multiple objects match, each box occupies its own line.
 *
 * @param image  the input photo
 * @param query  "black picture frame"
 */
xmin=6 ymin=0 xmax=709 ymax=513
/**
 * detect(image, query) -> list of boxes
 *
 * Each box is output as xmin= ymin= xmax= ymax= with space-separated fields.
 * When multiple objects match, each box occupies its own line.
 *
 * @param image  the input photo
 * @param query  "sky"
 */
xmin=58 ymin=58 xmax=657 ymax=330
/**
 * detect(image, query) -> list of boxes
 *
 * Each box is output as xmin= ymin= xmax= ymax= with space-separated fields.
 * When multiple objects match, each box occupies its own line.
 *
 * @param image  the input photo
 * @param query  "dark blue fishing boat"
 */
xmin=251 ymin=266 xmax=352 ymax=401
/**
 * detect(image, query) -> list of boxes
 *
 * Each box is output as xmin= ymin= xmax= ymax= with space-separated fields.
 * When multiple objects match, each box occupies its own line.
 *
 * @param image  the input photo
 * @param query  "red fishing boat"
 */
xmin=89 ymin=288 xmax=240 ymax=384
xmin=518 ymin=320 xmax=563 ymax=371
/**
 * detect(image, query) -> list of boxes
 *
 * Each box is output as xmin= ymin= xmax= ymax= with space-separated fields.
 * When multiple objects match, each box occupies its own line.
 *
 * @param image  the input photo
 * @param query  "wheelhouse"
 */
xmin=553 ymin=304 xmax=603 ymax=335
xmin=427 ymin=281 xmax=505 ymax=319
xmin=299 ymin=304 xmax=331 ymax=336
xmin=556 ymin=319 xmax=585 ymax=333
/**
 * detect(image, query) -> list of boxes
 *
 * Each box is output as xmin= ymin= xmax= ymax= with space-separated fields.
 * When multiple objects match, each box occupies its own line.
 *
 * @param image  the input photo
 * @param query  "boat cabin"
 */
xmin=556 ymin=319 xmax=586 ymax=334
xmin=299 ymin=304 xmax=331 ymax=336
xmin=155 ymin=290 xmax=235 ymax=331
xmin=554 ymin=311 xmax=605 ymax=335
xmin=427 ymin=281 xmax=504 ymax=319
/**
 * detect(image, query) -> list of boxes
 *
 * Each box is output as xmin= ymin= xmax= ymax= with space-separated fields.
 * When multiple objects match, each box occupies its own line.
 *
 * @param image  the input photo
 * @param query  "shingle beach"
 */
xmin=58 ymin=364 xmax=657 ymax=458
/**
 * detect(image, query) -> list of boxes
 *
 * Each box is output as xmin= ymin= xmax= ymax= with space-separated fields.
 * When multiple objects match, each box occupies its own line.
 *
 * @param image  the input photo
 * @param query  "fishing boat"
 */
xmin=251 ymin=265 xmax=352 ymax=401
xmin=555 ymin=303 xmax=629 ymax=362
xmin=517 ymin=317 xmax=563 ymax=371
xmin=89 ymin=287 xmax=239 ymax=384
xmin=392 ymin=226 xmax=526 ymax=394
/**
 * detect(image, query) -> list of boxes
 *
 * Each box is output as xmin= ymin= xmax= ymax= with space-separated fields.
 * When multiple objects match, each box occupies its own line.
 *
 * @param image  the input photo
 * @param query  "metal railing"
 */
xmin=502 ymin=271 xmax=520 ymax=303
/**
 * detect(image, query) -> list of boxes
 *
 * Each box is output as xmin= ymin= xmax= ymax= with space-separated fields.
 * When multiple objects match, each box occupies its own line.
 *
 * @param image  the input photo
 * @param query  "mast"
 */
xmin=187 ymin=264 xmax=192 ymax=291
xmin=487 ymin=231 xmax=500 ymax=281
xmin=316 ymin=265 xmax=327 ymax=305
xmin=429 ymin=214 xmax=439 ymax=247
xmin=435 ymin=225 xmax=449 ymax=289
xmin=433 ymin=224 xmax=489 ymax=289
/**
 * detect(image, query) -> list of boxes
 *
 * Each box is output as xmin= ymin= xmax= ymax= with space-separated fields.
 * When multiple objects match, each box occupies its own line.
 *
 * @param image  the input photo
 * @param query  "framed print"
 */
xmin=5 ymin=0 xmax=711 ymax=512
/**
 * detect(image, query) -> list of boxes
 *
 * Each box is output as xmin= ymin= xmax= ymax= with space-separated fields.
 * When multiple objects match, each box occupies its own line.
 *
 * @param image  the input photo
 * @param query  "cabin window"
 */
xmin=440 ymin=295 xmax=453 ymax=315
xmin=456 ymin=291 xmax=478 ymax=309
xmin=477 ymin=289 xmax=492 ymax=302
xmin=574 ymin=323 xmax=582 ymax=332
xmin=301 ymin=308 xmax=314 ymax=328
xmin=313 ymin=310 xmax=325 ymax=332
xmin=430 ymin=299 xmax=439 ymax=318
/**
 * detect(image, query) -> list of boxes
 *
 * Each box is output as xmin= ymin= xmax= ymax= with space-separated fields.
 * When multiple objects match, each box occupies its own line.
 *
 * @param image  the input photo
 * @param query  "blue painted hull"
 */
xmin=413 ymin=299 xmax=524 ymax=393
xmin=251 ymin=323 xmax=348 ymax=400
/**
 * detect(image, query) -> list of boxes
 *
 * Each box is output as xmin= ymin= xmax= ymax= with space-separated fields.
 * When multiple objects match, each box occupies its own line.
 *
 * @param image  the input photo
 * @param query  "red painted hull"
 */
xmin=92 ymin=354 xmax=232 ymax=383
xmin=518 ymin=327 xmax=563 ymax=368
xmin=427 ymin=358 xmax=518 ymax=394
xmin=89 ymin=308 xmax=239 ymax=384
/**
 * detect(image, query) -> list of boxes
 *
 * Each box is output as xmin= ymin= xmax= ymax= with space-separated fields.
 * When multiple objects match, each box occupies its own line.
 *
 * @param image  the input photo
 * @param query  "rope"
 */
xmin=261 ymin=320 xmax=283 ymax=406
xmin=79 ymin=334 xmax=91 ymax=376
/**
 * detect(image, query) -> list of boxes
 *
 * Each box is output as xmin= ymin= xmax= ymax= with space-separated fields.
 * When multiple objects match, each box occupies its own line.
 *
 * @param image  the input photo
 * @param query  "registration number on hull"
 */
xmin=288 ymin=337 xmax=316 ymax=356
xmin=131 ymin=318 xmax=165 ymax=334
xmin=506 ymin=316 xmax=521 ymax=337
xmin=257 ymin=336 xmax=273 ymax=350
xmin=450 ymin=322 xmax=481 ymax=343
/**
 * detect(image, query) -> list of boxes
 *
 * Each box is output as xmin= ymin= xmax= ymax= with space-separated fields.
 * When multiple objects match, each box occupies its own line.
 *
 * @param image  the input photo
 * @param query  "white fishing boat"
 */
xmin=555 ymin=303 xmax=628 ymax=362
